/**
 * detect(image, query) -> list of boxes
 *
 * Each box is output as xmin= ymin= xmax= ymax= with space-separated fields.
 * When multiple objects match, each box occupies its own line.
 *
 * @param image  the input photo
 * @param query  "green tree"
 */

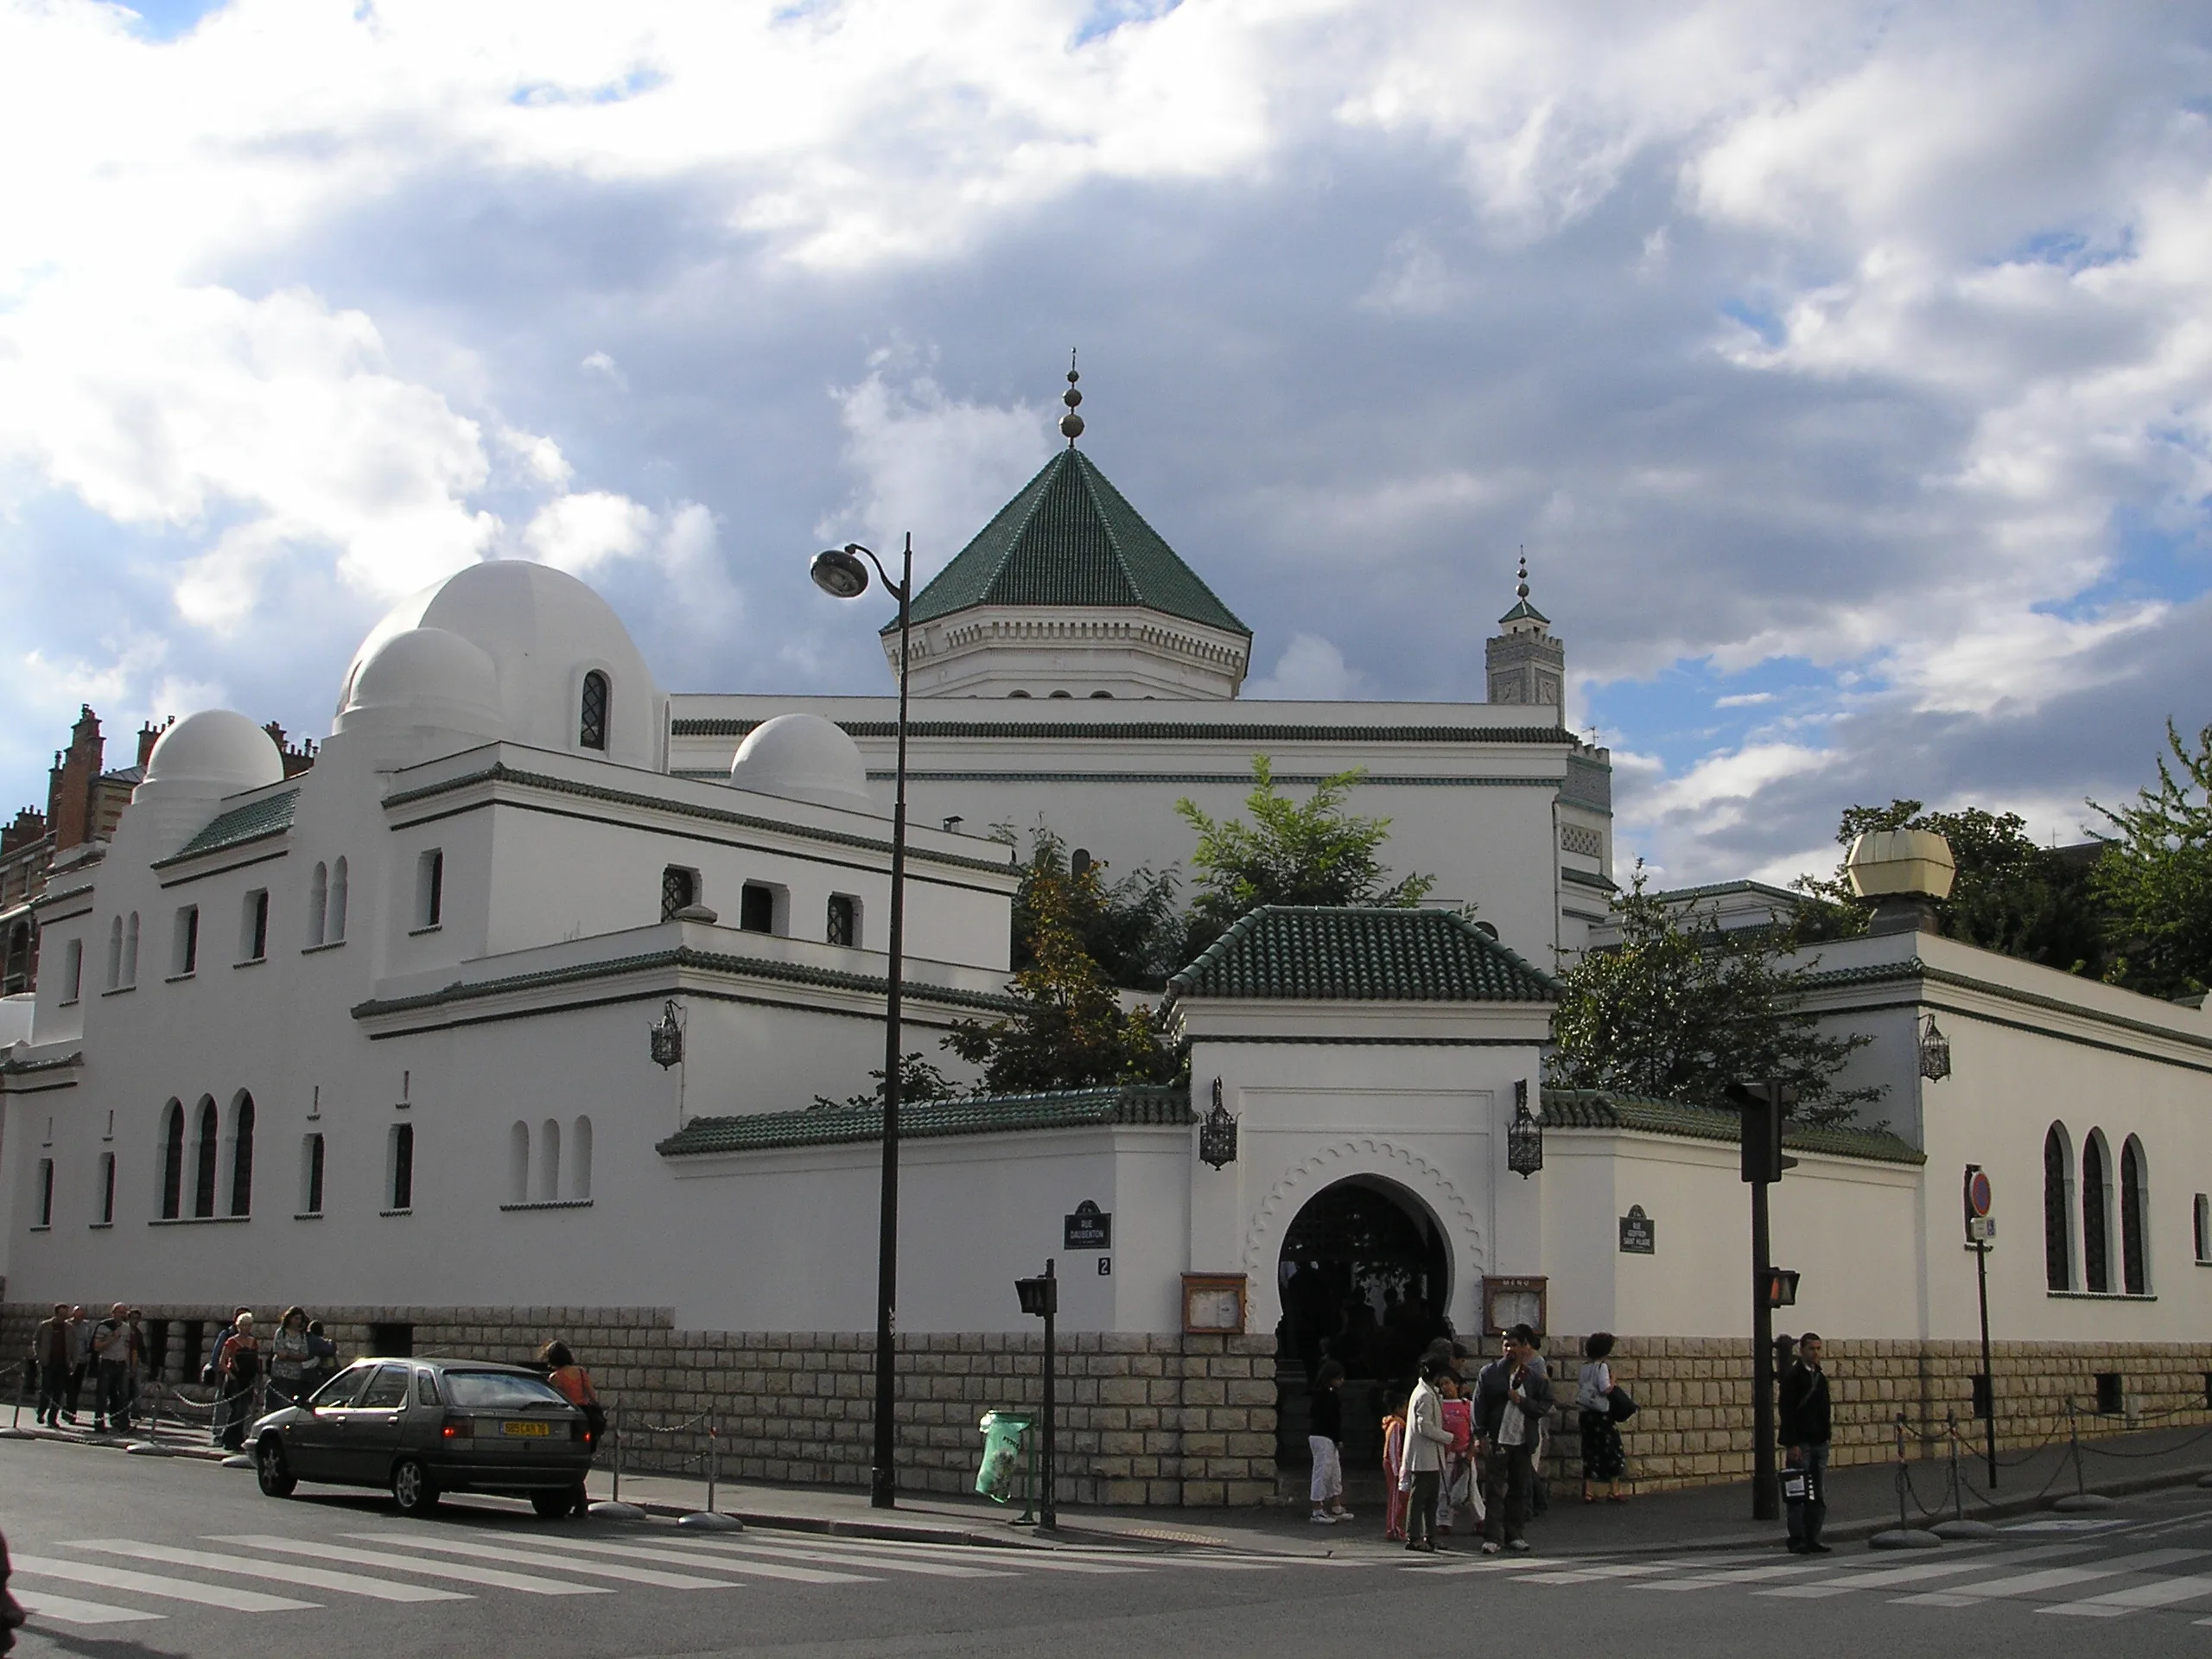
xmin=942 ymin=855 xmax=1176 ymax=1094
xmin=1174 ymin=756 xmax=1434 ymax=960
xmin=2091 ymin=721 xmax=2212 ymax=1000
xmin=810 ymin=1052 xmax=964 ymax=1112
xmin=995 ymin=820 xmax=1183 ymax=990
xmin=1549 ymin=869 xmax=1883 ymax=1129
xmin=1792 ymin=799 xmax=2110 ymax=975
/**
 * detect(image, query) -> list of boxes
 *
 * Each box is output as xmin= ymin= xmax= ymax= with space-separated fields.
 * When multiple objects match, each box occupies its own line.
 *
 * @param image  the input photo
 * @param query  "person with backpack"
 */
xmin=1575 ymin=1332 xmax=1630 ymax=1503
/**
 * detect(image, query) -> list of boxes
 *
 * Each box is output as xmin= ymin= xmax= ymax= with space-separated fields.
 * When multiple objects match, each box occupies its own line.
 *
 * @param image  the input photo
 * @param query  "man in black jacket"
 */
xmin=1480 ymin=1325 xmax=1554 ymax=1554
xmin=1778 ymin=1332 xmax=1833 ymax=1554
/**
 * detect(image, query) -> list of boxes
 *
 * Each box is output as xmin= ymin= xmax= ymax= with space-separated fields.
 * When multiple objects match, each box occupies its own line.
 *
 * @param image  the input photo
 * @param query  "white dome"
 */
xmin=728 ymin=714 xmax=877 ymax=815
xmin=338 ymin=560 xmax=662 ymax=766
xmin=143 ymin=710 xmax=284 ymax=794
xmin=337 ymin=627 xmax=506 ymax=739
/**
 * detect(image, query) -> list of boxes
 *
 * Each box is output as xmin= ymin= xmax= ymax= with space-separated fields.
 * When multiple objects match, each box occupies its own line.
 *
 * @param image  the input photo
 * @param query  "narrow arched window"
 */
xmin=192 ymin=1096 xmax=219 ymax=1218
xmin=123 ymin=912 xmax=139 ymax=986
xmin=388 ymin=1122 xmax=414 ymax=1211
xmin=308 ymin=862 xmax=327 ymax=948
xmin=2044 ymin=1123 xmax=2075 ymax=1292
xmin=537 ymin=1116 xmax=561 ymax=1205
xmin=508 ymin=1121 xmax=530 ymax=1205
xmin=301 ymin=1133 xmax=325 ymax=1216
xmin=327 ymin=858 xmax=348 ymax=944
xmin=569 ymin=1116 xmax=593 ymax=1203
xmin=2120 ymin=1135 xmax=2150 ymax=1294
xmin=106 ymin=916 xmax=123 ymax=990
xmin=2082 ymin=1130 xmax=2113 ymax=1294
xmin=580 ymin=671 xmax=610 ymax=752
xmin=160 ymin=1100 xmax=184 ymax=1219
xmin=228 ymin=1092 xmax=255 ymax=1217
xmin=2196 ymin=1193 xmax=2210 ymax=1265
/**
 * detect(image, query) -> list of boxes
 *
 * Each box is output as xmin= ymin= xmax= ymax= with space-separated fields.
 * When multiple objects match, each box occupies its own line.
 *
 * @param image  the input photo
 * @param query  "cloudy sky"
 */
xmin=1 ymin=0 xmax=2207 ymax=887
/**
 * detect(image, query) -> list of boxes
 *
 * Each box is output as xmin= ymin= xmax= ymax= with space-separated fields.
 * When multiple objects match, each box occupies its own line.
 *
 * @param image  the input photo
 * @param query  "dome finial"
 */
xmin=1059 ymin=348 xmax=1084 ymax=446
xmin=1516 ymin=545 xmax=1529 ymax=602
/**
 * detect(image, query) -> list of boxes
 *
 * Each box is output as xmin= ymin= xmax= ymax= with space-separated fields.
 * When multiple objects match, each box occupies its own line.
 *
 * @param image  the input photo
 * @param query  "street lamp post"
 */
xmin=810 ymin=534 xmax=914 ymax=1510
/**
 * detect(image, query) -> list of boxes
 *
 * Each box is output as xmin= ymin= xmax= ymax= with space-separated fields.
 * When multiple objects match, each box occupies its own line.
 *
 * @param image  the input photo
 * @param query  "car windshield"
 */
xmin=309 ymin=1363 xmax=375 ymax=1408
xmin=443 ymin=1371 xmax=569 ymax=1409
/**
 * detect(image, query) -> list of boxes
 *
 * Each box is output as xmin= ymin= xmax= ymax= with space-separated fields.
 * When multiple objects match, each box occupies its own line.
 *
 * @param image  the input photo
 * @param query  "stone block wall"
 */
xmin=0 ymin=1302 xmax=1278 ymax=1507
xmin=1540 ymin=1335 xmax=2212 ymax=1491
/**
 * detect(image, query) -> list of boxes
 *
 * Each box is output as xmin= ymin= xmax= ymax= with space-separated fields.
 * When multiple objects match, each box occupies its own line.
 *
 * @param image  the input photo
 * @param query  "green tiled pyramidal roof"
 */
xmin=658 ymin=1084 xmax=1193 ymax=1158
xmin=1168 ymin=906 xmax=1558 ymax=1003
xmin=897 ymin=448 xmax=1249 ymax=636
xmin=153 ymin=788 xmax=299 ymax=867
xmin=1540 ymin=1088 xmax=1923 ymax=1165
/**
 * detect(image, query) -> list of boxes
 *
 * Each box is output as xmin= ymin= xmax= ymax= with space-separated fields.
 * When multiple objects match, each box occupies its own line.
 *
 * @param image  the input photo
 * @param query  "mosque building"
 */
xmin=3 ymin=404 xmax=2209 ymax=1503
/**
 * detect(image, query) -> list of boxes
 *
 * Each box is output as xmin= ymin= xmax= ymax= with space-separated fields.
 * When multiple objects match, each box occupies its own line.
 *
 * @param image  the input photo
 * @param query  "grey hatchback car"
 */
xmin=251 ymin=1357 xmax=594 ymax=1517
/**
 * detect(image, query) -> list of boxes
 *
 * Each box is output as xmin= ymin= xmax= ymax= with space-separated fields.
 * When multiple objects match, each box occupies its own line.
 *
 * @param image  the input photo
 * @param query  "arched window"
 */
xmin=308 ymin=863 xmax=327 ymax=947
xmin=537 ymin=1116 xmax=562 ymax=1205
xmin=192 ymin=1096 xmax=220 ymax=1218
xmin=160 ymin=1100 xmax=184 ymax=1219
xmin=301 ymin=1132 xmax=325 ymax=1216
xmin=97 ymin=1151 xmax=117 ymax=1225
xmin=661 ymin=866 xmax=697 ymax=922
xmin=2120 ymin=1135 xmax=2150 ymax=1295
xmin=227 ymin=1091 xmax=256 ymax=1217
xmin=2082 ymin=1130 xmax=2113 ymax=1294
xmin=6 ymin=920 xmax=31 ymax=992
xmin=579 ymin=671 xmax=610 ymax=752
xmin=327 ymin=858 xmax=348 ymax=944
xmin=2196 ymin=1193 xmax=2210 ymax=1265
xmin=106 ymin=916 xmax=123 ymax=990
xmin=123 ymin=912 xmax=139 ymax=986
xmin=569 ymin=1116 xmax=593 ymax=1203
xmin=2044 ymin=1122 xmax=2075 ymax=1292
xmin=509 ymin=1121 xmax=531 ymax=1205
xmin=388 ymin=1122 xmax=414 ymax=1211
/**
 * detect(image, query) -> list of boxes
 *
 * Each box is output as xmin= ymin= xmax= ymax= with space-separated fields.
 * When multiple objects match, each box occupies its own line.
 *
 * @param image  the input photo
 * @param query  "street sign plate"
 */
xmin=1967 ymin=1216 xmax=1996 ymax=1243
xmin=1618 ymin=1205 xmax=1656 ymax=1255
xmin=1064 ymin=1200 xmax=1111 ymax=1249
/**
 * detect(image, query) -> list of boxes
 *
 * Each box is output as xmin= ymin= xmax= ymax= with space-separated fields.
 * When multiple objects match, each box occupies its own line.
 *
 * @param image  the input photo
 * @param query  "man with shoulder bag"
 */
xmin=1779 ymin=1331 xmax=1833 ymax=1554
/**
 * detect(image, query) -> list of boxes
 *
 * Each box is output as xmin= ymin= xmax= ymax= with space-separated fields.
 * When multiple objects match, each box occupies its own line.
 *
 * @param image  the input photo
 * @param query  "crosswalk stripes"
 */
xmin=421 ymin=1531 xmax=879 ymax=1586
xmin=13 ymin=1588 xmax=166 ymax=1627
xmin=1756 ymin=1544 xmax=2094 ymax=1599
xmin=65 ymin=1540 xmax=468 ymax=1604
xmin=613 ymin=1535 xmax=1023 ymax=1580
xmin=2042 ymin=1573 xmax=2212 ymax=1617
xmin=334 ymin=1531 xmax=751 ymax=1590
xmin=10 ymin=1551 xmax=318 ymax=1612
xmin=1891 ymin=1548 xmax=2207 ymax=1607
xmin=215 ymin=1535 xmax=609 ymax=1596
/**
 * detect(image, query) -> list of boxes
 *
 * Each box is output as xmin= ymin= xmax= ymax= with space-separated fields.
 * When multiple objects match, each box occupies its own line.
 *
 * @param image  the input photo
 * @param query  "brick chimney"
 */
xmin=0 ymin=807 xmax=44 ymax=859
xmin=264 ymin=721 xmax=318 ymax=779
xmin=49 ymin=706 xmax=105 ymax=852
xmin=137 ymin=719 xmax=168 ymax=770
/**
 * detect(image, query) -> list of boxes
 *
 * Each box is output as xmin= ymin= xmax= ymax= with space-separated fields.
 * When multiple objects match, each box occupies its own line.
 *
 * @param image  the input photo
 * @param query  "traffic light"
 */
xmin=1727 ymin=1080 xmax=1801 ymax=1184
xmin=1763 ymin=1268 xmax=1801 ymax=1308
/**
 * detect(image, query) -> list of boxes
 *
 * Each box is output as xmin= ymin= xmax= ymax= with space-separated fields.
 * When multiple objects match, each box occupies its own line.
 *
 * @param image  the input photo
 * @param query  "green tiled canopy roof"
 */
xmin=658 ymin=1084 xmax=1193 ymax=1158
xmin=896 ymin=448 xmax=1249 ymax=636
xmin=152 ymin=788 xmax=298 ymax=867
xmin=1540 ymin=1088 xmax=1923 ymax=1166
xmin=1167 ymin=906 xmax=1558 ymax=1003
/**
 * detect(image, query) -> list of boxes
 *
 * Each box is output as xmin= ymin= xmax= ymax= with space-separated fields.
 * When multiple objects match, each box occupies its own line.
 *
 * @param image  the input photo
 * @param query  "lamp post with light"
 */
xmin=810 ymin=534 xmax=913 ymax=1510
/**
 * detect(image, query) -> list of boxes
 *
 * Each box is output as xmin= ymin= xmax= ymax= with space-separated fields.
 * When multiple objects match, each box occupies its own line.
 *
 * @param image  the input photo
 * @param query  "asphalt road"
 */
xmin=10 ymin=1440 xmax=2212 ymax=1657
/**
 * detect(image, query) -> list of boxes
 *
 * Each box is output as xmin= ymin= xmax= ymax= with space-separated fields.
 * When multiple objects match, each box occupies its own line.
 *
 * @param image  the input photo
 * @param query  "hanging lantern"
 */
xmin=1506 ymin=1078 xmax=1544 ymax=1179
xmin=649 ymin=999 xmax=685 ymax=1070
xmin=1198 ymin=1076 xmax=1238 ymax=1170
xmin=1919 ymin=1014 xmax=1951 ymax=1083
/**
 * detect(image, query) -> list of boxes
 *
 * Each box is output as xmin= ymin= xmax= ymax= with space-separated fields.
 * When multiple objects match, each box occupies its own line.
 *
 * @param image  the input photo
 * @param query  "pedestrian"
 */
xmin=1380 ymin=1389 xmax=1410 ymax=1541
xmin=1480 ymin=1324 xmax=1553 ymax=1554
xmin=213 ymin=1313 xmax=261 ymax=1451
xmin=1402 ymin=1356 xmax=1452 ymax=1554
xmin=64 ymin=1306 xmax=91 ymax=1425
xmin=303 ymin=1319 xmax=339 ymax=1395
xmin=1306 ymin=1358 xmax=1353 ymax=1523
xmin=1438 ymin=1370 xmax=1474 ymax=1536
xmin=31 ymin=1305 xmax=70 ymax=1427
xmin=1576 ymin=1332 xmax=1628 ymax=1503
xmin=1780 ymin=1331 xmax=1833 ymax=1554
xmin=266 ymin=1307 xmax=312 ymax=1407
xmin=91 ymin=1304 xmax=132 ymax=1433
xmin=539 ymin=1340 xmax=605 ymax=1514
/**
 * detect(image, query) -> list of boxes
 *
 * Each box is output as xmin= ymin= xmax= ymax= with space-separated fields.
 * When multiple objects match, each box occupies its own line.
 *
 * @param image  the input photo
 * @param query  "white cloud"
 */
xmin=1628 ymin=741 xmax=1835 ymax=835
xmin=1247 ymin=633 xmax=1365 ymax=701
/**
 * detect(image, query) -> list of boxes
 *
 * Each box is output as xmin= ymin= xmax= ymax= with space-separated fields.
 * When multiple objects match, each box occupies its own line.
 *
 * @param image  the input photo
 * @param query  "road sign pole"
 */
xmin=1964 ymin=1164 xmax=1998 ymax=1489
xmin=1751 ymin=1174 xmax=1777 ymax=1522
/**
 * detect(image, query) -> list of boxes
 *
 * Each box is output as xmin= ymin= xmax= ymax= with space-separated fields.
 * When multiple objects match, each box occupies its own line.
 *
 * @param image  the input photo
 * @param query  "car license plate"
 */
xmin=501 ymin=1420 xmax=551 ymax=1438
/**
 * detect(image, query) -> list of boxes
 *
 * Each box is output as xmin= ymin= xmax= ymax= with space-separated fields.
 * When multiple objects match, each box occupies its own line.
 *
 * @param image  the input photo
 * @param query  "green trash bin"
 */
xmin=976 ymin=1410 xmax=1033 ymax=1503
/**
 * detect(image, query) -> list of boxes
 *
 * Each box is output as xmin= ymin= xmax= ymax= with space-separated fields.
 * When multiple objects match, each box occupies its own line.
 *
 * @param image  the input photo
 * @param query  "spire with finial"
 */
xmin=1059 ymin=349 xmax=1084 ymax=446
xmin=1516 ymin=545 xmax=1529 ymax=603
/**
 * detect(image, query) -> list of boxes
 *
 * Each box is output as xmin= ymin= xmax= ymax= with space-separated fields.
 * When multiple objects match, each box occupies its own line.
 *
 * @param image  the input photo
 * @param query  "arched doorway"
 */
xmin=1274 ymin=1176 xmax=1452 ymax=1473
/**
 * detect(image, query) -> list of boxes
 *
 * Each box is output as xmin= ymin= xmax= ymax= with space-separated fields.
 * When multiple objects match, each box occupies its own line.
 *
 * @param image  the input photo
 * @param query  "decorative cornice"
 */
xmin=1799 ymin=957 xmax=2212 ymax=1055
xmin=1539 ymin=1087 xmax=1923 ymax=1165
xmin=671 ymin=717 xmax=1574 ymax=745
xmin=380 ymin=762 xmax=1014 ymax=876
xmin=658 ymin=1084 xmax=1194 ymax=1157
xmin=2 ymin=1048 xmax=83 ymax=1075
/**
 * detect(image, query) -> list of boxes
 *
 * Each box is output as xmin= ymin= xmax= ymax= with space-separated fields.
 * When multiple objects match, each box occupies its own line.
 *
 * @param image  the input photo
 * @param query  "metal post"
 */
xmin=707 ymin=1414 xmax=719 ymax=1516
xmin=2069 ymin=1400 xmax=2086 ymax=1500
xmin=1040 ymin=1259 xmax=1057 ymax=1530
xmin=1751 ymin=1174 xmax=1777 ymax=1522
xmin=1974 ymin=1234 xmax=1998 ymax=1489
xmin=1893 ymin=1413 xmax=1910 ymax=1531
xmin=1949 ymin=1413 xmax=1964 ymax=1524
xmin=870 ymin=532 xmax=913 ymax=1512
xmin=610 ymin=1408 xmax=622 ymax=1506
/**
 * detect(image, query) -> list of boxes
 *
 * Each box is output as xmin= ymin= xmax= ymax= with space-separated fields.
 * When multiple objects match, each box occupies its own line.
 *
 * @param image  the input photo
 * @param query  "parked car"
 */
xmin=251 ymin=1357 xmax=594 ymax=1517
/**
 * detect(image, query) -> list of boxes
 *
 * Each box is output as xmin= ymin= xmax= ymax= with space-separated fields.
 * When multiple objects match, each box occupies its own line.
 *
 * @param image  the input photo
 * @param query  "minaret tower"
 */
xmin=1485 ymin=550 xmax=1565 ymax=707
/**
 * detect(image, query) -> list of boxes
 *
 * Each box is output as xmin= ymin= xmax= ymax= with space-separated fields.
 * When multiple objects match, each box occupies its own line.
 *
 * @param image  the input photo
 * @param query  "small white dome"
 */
xmin=143 ymin=710 xmax=284 ymax=794
xmin=338 ymin=627 xmax=506 ymax=739
xmin=1846 ymin=828 xmax=1957 ymax=900
xmin=728 ymin=714 xmax=876 ymax=815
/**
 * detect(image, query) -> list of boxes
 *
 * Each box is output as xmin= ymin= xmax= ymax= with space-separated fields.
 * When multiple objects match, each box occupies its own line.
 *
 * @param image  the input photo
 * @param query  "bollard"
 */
xmin=677 ymin=1412 xmax=741 ymax=1531
xmin=1932 ymin=1412 xmax=1996 ymax=1540
xmin=2053 ymin=1398 xmax=2116 ymax=1511
xmin=1871 ymin=1411 xmax=1942 ymax=1549
xmin=1 ymin=1369 xmax=29 ymax=1438
xmin=589 ymin=1405 xmax=645 ymax=1520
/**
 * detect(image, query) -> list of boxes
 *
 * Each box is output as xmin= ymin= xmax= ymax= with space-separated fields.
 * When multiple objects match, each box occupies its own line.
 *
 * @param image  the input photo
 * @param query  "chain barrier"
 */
xmin=604 ymin=1404 xmax=725 ymax=1516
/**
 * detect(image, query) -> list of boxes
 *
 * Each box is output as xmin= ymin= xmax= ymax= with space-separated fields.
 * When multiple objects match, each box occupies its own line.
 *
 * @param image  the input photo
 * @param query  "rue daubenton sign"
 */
xmin=1064 ymin=1199 xmax=1112 ymax=1250
xmin=1618 ymin=1205 xmax=1656 ymax=1255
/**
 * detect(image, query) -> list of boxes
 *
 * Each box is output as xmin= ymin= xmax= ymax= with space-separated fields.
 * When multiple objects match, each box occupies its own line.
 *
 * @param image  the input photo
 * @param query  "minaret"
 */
xmin=1485 ymin=550 xmax=1565 ymax=707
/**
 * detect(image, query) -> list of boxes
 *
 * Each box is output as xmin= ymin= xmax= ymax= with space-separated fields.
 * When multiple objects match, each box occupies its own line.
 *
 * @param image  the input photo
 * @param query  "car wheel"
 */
xmin=391 ymin=1458 xmax=440 ymax=1516
xmin=530 ymin=1489 xmax=575 ymax=1519
xmin=256 ymin=1439 xmax=296 ymax=1498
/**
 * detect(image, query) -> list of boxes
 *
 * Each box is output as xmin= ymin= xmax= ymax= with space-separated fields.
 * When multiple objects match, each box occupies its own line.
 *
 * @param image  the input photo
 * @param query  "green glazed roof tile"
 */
xmin=897 ymin=449 xmax=1249 ymax=636
xmin=1539 ymin=1087 xmax=1924 ymax=1165
xmin=1167 ymin=906 xmax=1558 ymax=1003
xmin=658 ymin=1083 xmax=1194 ymax=1157
xmin=153 ymin=789 xmax=298 ymax=867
